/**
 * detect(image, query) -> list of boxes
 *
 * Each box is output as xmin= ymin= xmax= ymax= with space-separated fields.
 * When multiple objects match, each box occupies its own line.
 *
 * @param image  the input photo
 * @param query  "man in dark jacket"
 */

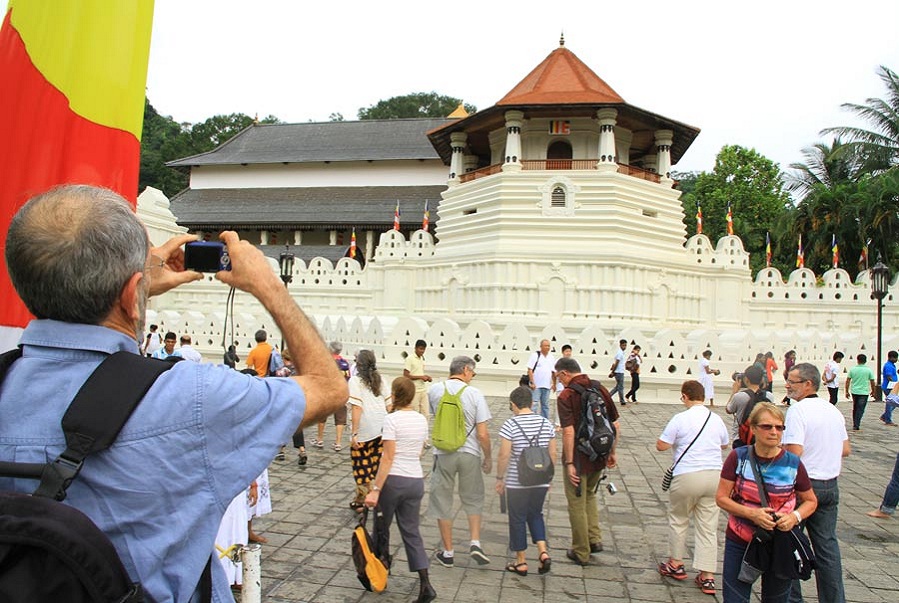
xmin=555 ymin=357 xmax=620 ymax=565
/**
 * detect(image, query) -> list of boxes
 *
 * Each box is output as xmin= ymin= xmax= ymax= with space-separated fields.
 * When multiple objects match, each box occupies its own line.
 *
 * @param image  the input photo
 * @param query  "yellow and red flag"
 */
xmin=0 ymin=0 xmax=154 ymax=334
xmin=695 ymin=203 xmax=702 ymax=235
xmin=796 ymin=234 xmax=805 ymax=269
xmin=831 ymin=235 xmax=839 ymax=269
xmin=422 ymin=199 xmax=430 ymax=231
xmin=726 ymin=201 xmax=734 ymax=236
xmin=393 ymin=200 xmax=401 ymax=231
xmin=350 ymin=228 xmax=357 ymax=259
xmin=765 ymin=232 xmax=772 ymax=268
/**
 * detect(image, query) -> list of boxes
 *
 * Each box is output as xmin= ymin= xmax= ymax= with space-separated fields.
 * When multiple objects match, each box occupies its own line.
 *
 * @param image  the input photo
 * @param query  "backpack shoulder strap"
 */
xmin=34 ymin=351 xmax=177 ymax=500
xmin=0 ymin=347 xmax=23 ymax=381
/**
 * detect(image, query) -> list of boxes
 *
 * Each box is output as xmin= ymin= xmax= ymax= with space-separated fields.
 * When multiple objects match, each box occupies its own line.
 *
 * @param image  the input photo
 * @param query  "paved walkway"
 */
xmin=242 ymin=396 xmax=899 ymax=602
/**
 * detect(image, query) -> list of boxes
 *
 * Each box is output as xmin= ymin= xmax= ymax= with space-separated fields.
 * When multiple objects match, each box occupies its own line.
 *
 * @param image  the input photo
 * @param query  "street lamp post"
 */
xmin=278 ymin=245 xmax=295 ymax=288
xmin=871 ymin=254 xmax=890 ymax=402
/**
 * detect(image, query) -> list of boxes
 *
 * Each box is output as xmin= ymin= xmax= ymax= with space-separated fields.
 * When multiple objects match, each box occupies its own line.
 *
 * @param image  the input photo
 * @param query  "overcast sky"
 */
xmin=146 ymin=0 xmax=899 ymax=175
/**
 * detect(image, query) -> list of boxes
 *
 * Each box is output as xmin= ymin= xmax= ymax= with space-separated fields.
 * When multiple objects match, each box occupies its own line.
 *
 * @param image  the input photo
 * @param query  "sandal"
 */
xmin=505 ymin=562 xmax=528 ymax=576
xmin=695 ymin=574 xmax=716 ymax=595
xmin=538 ymin=552 xmax=552 ymax=574
xmin=333 ymin=443 xmax=342 ymax=452
xmin=658 ymin=561 xmax=688 ymax=580
xmin=313 ymin=439 xmax=324 ymax=448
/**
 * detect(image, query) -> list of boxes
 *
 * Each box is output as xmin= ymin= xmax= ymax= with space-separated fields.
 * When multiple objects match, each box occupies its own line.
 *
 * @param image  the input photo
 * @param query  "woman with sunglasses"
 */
xmin=657 ymin=380 xmax=730 ymax=595
xmin=716 ymin=402 xmax=817 ymax=603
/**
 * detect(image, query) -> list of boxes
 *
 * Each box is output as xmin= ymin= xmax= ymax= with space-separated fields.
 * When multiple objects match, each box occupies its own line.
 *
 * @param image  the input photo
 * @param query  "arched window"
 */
xmin=551 ymin=186 xmax=566 ymax=207
xmin=547 ymin=140 xmax=573 ymax=169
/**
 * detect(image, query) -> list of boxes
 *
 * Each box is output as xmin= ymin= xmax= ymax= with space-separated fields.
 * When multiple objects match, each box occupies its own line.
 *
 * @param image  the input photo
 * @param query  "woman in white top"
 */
xmin=495 ymin=386 xmax=557 ymax=576
xmin=698 ymin=349 xmax=721 ymax=406
xmin=364 ymin=377 xmax=435 ymax=603
xmin=656 ymin=380 xmax=729 ymax=595
xmin=349 ymin=350 xmax=390 ymax=510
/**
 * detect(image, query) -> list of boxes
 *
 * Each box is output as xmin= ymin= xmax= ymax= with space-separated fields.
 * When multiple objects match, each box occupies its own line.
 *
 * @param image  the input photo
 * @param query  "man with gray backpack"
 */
xmin=428 ymin=356 xmax=492 ymax=568
xmin=555 ymin=357 xmax=620 ymax=566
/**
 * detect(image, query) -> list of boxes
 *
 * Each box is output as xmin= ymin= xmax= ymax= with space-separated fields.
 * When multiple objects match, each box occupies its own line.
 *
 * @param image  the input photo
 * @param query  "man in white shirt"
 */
xmin=822 ymin=351 xmax=844 ymax=405
xmin=527 ymin=339 xmax=556 ymax=420
xmin=178 ymin=334 xmax=203 ymax=363
xmin=428 ymin=356 xmax=492 ymax=568
xmin=608 ymin=339 xmax=628 ymax=406
xmin=783 ymin=362 xmax=850 ymax=603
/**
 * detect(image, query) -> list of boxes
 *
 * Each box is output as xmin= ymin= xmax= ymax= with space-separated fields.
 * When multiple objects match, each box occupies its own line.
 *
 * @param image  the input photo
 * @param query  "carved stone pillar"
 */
xmin=655 ymin=129 xmax=674 ymax=180
xmin=596 ymin=108 xmax=618 ymax=173
xmin=449 ymin=132 xmax=467 ymax=183
xmin=502 ymin=110 xmax=524 ymax=172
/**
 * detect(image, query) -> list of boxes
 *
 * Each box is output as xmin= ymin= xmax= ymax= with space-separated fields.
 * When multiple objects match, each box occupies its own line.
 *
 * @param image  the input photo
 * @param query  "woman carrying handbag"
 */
xmin=657 ymin=380 xmax=730 ymax=595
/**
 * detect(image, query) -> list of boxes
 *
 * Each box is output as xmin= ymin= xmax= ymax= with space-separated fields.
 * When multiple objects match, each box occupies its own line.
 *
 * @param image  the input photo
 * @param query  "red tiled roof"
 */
xmin=497 ymin=47 xmax=624 ymax=106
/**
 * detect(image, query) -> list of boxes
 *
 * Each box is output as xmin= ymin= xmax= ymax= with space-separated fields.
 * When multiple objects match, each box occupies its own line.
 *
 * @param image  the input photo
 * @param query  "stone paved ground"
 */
xmin=239 ymin=395 xmax=899 ymax=602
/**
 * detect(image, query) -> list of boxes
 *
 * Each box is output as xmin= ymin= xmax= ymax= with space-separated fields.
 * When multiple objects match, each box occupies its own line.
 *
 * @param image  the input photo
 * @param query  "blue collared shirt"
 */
xmin=0 ymin=320 xmax=305 ymax=602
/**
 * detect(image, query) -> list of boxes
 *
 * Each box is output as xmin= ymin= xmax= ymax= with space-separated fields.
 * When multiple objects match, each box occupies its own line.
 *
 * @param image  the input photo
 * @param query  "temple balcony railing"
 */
xmin=458 ymin=160 xmax=661 ymax=184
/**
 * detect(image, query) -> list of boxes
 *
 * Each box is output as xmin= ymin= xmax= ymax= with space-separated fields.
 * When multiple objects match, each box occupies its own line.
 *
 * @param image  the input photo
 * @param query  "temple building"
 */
xmin=145 ymin=40 xmax=897 ymax=397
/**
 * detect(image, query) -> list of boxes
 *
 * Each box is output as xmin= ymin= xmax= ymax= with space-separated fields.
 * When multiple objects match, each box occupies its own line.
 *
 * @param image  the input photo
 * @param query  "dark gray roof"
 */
xmin=167 ymin=118 xmax=452 ymax=167
xmin=169 ymin=186 xmax=445 ymax=231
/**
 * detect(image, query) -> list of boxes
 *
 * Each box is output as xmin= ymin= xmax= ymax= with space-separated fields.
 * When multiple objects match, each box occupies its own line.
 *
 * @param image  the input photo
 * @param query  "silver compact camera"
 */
xmin=606 ymin=482 xmax=617 ymax=495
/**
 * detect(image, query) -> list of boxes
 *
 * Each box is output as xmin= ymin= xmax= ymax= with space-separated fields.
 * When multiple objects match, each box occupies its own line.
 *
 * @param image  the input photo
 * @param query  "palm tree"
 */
xmin=821 ymin=65 xmax=899 ymax=174
xmin=786 ymin=138 xmax=863 ymax=199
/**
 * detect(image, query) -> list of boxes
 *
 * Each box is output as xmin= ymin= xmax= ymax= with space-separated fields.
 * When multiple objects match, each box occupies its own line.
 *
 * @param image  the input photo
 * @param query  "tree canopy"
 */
xmin=139 ymin=100 xmax=279 ymax=196
xmin=357 ymin=92 xmax=476 ymax=120
xmin=679 ymin=145 xmax=793 ymax=274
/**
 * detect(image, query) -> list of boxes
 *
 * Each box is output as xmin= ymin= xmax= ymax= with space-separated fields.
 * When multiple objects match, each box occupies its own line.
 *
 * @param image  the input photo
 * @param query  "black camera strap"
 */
xmin=747 ymin=447 xmax=771 ymax=508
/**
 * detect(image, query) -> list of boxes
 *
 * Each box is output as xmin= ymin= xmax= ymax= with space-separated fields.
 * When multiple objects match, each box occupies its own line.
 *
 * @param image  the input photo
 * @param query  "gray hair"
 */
xmin=554 ymin=357 xmax=581 ymax=373
xmin=329 ymin=341 xmax=343 ymax=354
xmin=449 ymin=355 xmax=475 ymax=376
xmin=509 ymin=386 xmax=532 ymax=409
xmin=5 ymin=185 xmax=148 ymax=324
xmin=791 ymin=362 xmax=821 ymax=390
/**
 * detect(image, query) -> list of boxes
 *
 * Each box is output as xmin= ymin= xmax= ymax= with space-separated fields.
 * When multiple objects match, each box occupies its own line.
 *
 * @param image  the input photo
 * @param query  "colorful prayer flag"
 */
xmin=796 ymin=234 xmax=805 ymax=269
xmin=726 ymin=202 xmax=734 ymax=236
xmin=765 ymin=232 xmax=772 ymax=268
xmin=831 ymin=234 xmax=839 ymax=269
xmin=393 ymin=200 xmax=401 ymax=231
xmin=548 ymin=120 xmax=570 ymax=135
xmin=0 ymin=0 xmax=154 ymax=332
xmin=696 ymin=204 xmax=703 ymax=235
xmin=858 ymin=239 xmax=870 ymax=270
xmin=422 ymin=199 xmax=430 ymax=231
xmin=350 ymin=228 xmax=356 ymax=259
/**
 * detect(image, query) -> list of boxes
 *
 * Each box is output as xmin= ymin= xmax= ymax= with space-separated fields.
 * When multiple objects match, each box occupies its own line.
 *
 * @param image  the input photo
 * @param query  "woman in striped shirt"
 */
xmin=495 ymin=386 xmax=557 ymax=576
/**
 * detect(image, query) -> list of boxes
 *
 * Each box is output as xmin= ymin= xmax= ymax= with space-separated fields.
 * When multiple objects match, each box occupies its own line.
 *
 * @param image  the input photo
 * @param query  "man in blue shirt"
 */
xmin=0 ymin=185 xmax=348 ymax=602
xmin=881 ymin=351 xmax=899 ymax=425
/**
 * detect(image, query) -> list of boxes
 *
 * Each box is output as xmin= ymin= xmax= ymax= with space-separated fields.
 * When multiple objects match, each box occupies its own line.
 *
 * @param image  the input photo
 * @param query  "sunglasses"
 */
xmin=755 ymin=423 xmax=785 ymax=432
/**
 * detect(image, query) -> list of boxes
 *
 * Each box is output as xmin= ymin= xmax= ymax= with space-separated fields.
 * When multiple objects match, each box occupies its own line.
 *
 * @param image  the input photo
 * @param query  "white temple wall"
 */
xmin=188 ymin=160 xmax=447 ymax=189
xmin=141 ymin=190 xmax=898 ymax=400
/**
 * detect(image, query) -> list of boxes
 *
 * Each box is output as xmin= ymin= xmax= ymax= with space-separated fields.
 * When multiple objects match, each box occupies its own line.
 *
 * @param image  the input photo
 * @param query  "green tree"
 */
xmin=786 ymin=139 xmax=864 ymax=198
xmin=357 ymin=92 xmax=476 ymax=120
xmin=682 ymin=145 xmax=793 ymax=274
xmin=139 ymin=101 xmax=280 ymax=197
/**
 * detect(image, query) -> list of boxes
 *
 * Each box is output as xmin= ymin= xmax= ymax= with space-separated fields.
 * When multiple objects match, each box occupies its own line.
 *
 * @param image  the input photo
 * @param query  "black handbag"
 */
xmin=520 ymin=354 xmax=541 ymax=387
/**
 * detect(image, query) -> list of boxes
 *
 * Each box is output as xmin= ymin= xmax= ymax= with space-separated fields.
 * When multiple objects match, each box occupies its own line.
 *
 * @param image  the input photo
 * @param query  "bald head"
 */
xmin=5 ymin=185 xmax=149 ymax=324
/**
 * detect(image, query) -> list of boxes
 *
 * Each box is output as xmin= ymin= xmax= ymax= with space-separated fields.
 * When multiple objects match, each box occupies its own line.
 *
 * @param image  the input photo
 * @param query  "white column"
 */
xmin=449 ymin=132 xmax=467 ymax=184
xmin=293 ymin=231 xmax=302 ymax=245
xmin=655 ymin=129 xmax=674 ymax=182
xmin=596 ymin=108 xmax=618 ymax=172
xmin=502 ymin=110 xmax=524 ymax=172
xmin=260 ymin=230 xmax=269 ymax=245
xmin=365 ymin=230 xmax=374 ymax=259
xmin=643 ymin=154 xmax=658 ymax=173
xmin=463 ymin=155 xmax=478 ymax=174
xmin=329 ymin=230 xmax=337 ymax=245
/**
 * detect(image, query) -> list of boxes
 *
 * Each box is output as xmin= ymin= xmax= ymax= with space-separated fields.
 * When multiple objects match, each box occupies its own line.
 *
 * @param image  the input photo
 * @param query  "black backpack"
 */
xmin=512 ymin=418 xmax=554 ymax=486
xmin=568 ymin=381 xmax=616 ymax=462
xmin=737 ymin=388 xmax=770 ymax=447
xmin=0 ymin=349 xmax=204 ymax=603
